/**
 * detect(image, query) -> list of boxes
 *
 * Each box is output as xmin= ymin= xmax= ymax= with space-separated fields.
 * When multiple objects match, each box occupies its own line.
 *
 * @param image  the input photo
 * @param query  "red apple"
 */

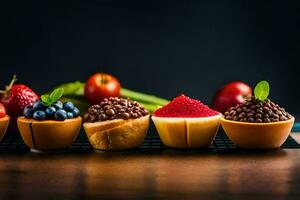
xmin=84 ymin=73 xmax=121 ymax=105
xmin=212 ymin=81 xmax=252 ymax=113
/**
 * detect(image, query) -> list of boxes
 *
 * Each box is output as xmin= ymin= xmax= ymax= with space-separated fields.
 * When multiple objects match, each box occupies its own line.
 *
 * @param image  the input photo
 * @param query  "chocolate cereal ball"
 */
xmin=224 ymin=96 xmax=292 ymax=123
xmin=84 ymin=97 xmax=149 ymax=122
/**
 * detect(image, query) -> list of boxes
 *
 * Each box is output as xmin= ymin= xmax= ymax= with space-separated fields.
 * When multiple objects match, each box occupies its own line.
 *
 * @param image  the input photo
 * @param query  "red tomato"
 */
xmin=84 ymin=73 xmax=121 ymax=105
xmin=212 ymin=81 xmax=252 ymax=113
xmin=0 ymin=103 xmax=6 ymax=118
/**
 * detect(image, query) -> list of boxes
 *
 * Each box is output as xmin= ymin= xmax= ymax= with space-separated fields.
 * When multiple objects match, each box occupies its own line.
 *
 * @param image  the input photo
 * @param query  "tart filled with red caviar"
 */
xmin=152 ymin=95 xmax=221 ymax=148
xmin=83 ymin=97 xmax=150 ymax=150
xmin=221 ymin=81 xmax=295 ymax=149
xmin=17 ymin=88 xmax=82 ymax=152
xmin=0 ymin=103 xmax=10 ymax=142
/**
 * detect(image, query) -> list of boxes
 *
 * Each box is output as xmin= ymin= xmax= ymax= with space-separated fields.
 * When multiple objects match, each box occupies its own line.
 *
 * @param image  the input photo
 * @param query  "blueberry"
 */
xmin=33 ymin=101 xmax=47 ymax=111
xmin=23 ymin=106 xmax=34 ymax=118
xmin=33 ymin=110 xmax=46 ymax=120
xmin=53 ymin=101 xmax=63 ymax=110
xmin=72 ymin=107 xmax=80 ymax=117
xmin=55 ymin=109 xmax=67 ymax=121
xmin=63 ymin=102 xmax=74 ymax=112
xmin=45 ymin=106 xmax=56 ymax=118
xmin=67 ymin=112 xmax=74 ymax=119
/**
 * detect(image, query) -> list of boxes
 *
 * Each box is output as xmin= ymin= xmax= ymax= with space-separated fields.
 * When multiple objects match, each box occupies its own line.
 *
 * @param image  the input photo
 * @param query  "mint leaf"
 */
xmin=41 ymin=94 xmax=52 ymax=106
xmin=254 ymin=80 xmax=270 ymax=101
xmin=50 ymin=88 xmax=64 ymax=103
xmin=41 ymin=88 xmax=64 ymax=106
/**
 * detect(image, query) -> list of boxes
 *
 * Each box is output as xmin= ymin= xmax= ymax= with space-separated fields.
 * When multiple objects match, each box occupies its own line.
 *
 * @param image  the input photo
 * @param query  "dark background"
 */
xmin=1 ymin=0 xmax=299 ymax=113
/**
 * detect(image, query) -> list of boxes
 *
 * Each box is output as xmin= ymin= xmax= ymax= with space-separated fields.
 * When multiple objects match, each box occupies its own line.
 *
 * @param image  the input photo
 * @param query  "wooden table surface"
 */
xmin=0 ymin=134 xmax=300 ymax=200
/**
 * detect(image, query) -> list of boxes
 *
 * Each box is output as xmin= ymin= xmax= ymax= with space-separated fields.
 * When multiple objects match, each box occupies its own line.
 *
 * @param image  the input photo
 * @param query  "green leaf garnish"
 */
xmin=254 ymin=80 xmax=270 ymax=101
xmin=41 ymin=95 xmax=51 ymax=105
xmin=41 ymin=88 xmax=64 ymax=106
xmin=50 ymin=88 xmax=64 ymax=102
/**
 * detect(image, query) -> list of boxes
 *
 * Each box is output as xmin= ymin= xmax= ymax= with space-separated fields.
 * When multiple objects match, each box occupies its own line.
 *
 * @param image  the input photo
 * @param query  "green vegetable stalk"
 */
xmin=56 ymin=81 xmax=85 ymax=96
xmin=51 ymin=81 xmax=169 ymax=113
xmin=120 ymin=88 xmax=169 ymax=106
xmin=139 ymin=102 xmax=162 ymax=112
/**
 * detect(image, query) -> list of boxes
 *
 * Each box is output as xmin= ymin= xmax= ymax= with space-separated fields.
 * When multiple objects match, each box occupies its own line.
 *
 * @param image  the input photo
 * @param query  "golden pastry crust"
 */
xmin=17 ymin=116 xmax=82 ymax=150
xmin=152 ymin=115 xmax=221 ymax=148
xmin=83 ymin=114 xmax=150 ymax=150
xmin=0 ymin=115 xmax=10 ymax=142
xmin=221 ymin=117 xmax=295 ymax=149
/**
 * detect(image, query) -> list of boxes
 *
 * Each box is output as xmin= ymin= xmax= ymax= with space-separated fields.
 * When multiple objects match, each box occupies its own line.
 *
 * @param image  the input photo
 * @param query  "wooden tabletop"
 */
xmin=0 ymin=134 xmax=300 ymax=200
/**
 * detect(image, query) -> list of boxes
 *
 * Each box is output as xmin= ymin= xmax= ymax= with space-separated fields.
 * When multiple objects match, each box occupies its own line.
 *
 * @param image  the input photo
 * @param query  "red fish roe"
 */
xmin=154 ymin=95 xmax=219 ymax=118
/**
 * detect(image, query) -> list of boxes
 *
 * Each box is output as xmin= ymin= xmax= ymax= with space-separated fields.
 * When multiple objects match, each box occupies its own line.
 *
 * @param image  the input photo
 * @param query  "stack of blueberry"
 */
xmin=24 ymin=100 xmax=80 ymax=121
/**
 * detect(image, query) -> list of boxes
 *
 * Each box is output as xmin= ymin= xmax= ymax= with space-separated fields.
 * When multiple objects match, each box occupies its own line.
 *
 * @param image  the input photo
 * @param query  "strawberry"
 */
xmin=0 ymin=75 xmax=39 ymax=132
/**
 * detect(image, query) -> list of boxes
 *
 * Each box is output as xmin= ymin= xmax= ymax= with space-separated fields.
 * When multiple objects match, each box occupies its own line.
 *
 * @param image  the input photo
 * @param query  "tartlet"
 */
xmin=221 ymin=93 xmax=294 ymax=149
xmin=221 ymin=117 xmax=294 ymax=149
xmin=83 ymin=97 xmax=150 ymax=150
xmin=18 ymin=116 xmax=82 ymax=151
xmin=17 ymin=90 xmax=82 ymax=152
xmin=152 ymin=115 xmax=221 ymax=148
xmin=84 ymin=115 xmax=150 ymax=150
xmin=0 ymin=115 xmax=10 ymax=142
xmin=152 ymin=95 xmax=221 ymax=148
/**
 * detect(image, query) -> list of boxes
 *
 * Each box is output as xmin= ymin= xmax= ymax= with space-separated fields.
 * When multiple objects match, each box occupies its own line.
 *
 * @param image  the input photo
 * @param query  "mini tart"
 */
xmin=0 ymin=115 xmax=10 ymax=141
xmin=17 ymin=116 xmax=82 ymax=151
xmin=83 ymin=114 xmax=150 ymax=150
xmin=152 ymin=114 xmax=222 ymax=148
xmin=221 ymin=117 xmax=295 ymax=149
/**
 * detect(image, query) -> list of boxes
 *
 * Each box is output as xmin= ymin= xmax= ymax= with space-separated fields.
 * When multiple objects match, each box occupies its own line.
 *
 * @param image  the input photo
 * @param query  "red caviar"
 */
xmin=154 ymin=95 xmax=219 ymax=118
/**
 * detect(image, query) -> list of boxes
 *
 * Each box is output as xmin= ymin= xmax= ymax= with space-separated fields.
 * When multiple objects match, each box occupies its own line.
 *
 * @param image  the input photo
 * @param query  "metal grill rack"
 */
xmin=137 ymin=131 xmax=300 ymax=153
xmin=0 ymin=129 xmax=299 ymax=153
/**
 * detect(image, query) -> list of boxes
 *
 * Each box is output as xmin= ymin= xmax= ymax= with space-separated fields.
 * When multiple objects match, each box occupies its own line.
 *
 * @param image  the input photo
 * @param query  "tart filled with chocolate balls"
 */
xmin=221 ymin=80 xmax=295 ymax=149
xmin=223 ymin=81 xmax=292 ymax=123
xmin=83 ymin=97 xmax=150 ymax=150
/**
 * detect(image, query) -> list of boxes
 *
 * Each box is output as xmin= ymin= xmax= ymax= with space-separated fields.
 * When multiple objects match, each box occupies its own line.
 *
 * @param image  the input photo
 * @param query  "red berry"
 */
xmin=1 ymin=84 xmax=39 ymax=117
xmin=0 ymin=103 xmax=6 ymax=118
xmin=0 ymin=75 xmax=39 ymax=132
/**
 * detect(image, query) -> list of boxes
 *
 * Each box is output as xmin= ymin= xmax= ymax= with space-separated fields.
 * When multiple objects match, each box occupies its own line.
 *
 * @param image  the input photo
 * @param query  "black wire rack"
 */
xmin=0 ymin=128 xmax=299 ymax=153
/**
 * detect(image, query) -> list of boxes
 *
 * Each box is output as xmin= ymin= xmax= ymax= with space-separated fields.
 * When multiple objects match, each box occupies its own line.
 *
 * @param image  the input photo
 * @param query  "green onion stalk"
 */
xmin=53 ymin=81 xmax=169 ymax=113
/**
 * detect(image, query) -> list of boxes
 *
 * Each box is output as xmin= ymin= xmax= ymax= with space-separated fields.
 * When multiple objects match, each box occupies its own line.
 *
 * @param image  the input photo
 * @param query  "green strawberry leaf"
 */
xmin=254 ymin=80 xmax=270 ymax=101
